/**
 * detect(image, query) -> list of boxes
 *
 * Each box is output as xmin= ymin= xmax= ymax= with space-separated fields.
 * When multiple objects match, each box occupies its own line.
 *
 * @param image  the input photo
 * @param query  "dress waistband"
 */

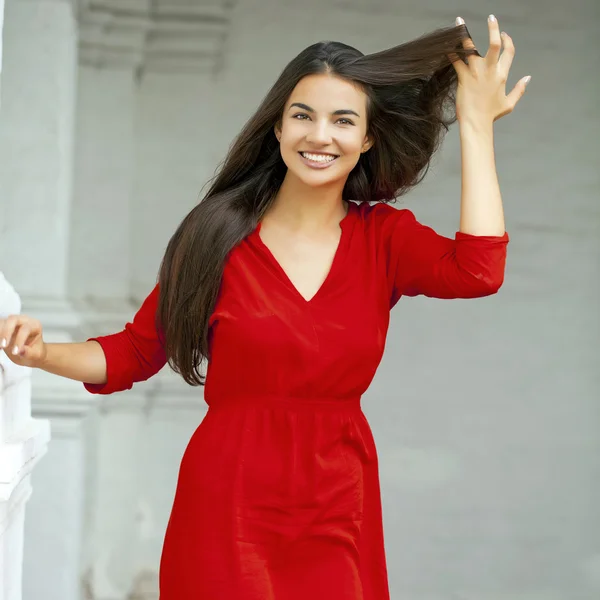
xmin=207 ymin=394 xmax=362 ymax=411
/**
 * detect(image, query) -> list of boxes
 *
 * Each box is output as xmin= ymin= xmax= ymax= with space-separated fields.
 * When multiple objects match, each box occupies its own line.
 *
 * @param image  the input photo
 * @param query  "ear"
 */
xmin=274 ymin=123 xmax=281 ymax=142
xmin=361 ymin=135 xmax=374 ymax=153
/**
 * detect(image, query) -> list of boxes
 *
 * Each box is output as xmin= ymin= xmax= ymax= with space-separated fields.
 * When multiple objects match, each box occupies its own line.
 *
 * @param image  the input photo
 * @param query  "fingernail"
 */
xmin=456 ymin=17 xmax=465 ymax=25
xmin=489 ymin=14 xmax=496 ymax=22
xmin=0 ymin=338 xmax=6 ymax=348
xmin=524 ymin=75 xmax=532 ymax=86
xmin=12 ymin=346 xmax=19 ymax=355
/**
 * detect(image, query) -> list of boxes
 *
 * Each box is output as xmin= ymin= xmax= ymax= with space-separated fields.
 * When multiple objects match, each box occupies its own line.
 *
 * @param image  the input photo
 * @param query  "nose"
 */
xmin=305 ymin=119 xmax=333 ymax=145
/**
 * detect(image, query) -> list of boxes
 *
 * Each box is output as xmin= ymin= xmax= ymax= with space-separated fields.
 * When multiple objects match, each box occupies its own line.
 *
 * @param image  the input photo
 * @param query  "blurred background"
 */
xmin=0 ymin=0 xmax=598 ymax=599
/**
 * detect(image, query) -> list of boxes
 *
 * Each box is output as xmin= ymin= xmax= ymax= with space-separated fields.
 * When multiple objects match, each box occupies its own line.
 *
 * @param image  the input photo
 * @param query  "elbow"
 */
xmin=449 ymin=260 xmax=506 ymax=298
xmin=454 ymin=238 xmax=508 ymax=297
xmin=472 ymin=270 xmax=505 ymax=297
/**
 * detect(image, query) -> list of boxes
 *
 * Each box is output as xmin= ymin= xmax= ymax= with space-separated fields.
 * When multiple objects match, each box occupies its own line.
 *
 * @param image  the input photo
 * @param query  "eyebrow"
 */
xmin=289 ymin=102 xmax=360 ymax=118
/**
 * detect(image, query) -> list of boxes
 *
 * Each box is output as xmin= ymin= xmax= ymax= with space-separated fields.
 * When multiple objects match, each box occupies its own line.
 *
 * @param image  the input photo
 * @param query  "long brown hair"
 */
xmin=157 ymin=24 xmax=479 ymax=386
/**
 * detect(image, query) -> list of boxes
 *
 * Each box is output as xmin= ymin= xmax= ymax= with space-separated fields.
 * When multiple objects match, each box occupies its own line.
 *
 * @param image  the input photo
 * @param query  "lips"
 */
xmin=300 ymin=150 xmax=339 ymax=158
xmin=298 ymin=151 xmax=340 ymax=169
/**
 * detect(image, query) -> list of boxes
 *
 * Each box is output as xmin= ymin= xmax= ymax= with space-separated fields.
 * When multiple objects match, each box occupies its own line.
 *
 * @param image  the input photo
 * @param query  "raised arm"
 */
xmin=380 ymin=16 xmax=528 ymax=307
xmin=450 ymin=15 xmax=529 ymax=235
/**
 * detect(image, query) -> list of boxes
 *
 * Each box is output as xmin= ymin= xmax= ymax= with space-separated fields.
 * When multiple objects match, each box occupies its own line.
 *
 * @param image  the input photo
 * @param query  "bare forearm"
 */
xmin=458 ymin=119 xmax=506 ymax=236
xmin=39 ymin=341 xmax=107 ymax=385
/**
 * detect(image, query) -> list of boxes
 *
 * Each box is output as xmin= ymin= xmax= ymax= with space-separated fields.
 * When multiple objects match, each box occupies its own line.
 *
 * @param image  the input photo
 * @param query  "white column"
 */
xmin=65 ymin=55 xmax=149 ymax=600
xmin=0 ymin=6 xmax=51 ymax=600
xmin=0 ymin=274 xmax=51 ymax=600
xmin=0 ymin=2 xmax=98 ymax=600
xmin=21 ymin=377 xmax=94 ymax=600
xmin=0 ymin=0 xmax=76 ymax=299
xmin=68 ymin=66 xmax=136 ymax=300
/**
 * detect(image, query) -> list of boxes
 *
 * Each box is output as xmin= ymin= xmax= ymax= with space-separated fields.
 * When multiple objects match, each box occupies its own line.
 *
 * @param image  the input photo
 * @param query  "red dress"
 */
xmin=84 ymin=201 xmax=508 ymax=599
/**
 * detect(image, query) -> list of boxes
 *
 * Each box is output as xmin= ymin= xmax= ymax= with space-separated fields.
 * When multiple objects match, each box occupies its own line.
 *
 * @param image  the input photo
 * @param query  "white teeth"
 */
xmin=301 ymin=152 xmax=337 ymax=163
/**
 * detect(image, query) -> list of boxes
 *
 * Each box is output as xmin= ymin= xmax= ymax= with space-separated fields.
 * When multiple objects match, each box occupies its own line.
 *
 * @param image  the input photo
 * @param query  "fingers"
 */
xmin=447 ymin=51 xmax=469 ymax=77
xmin=456 ymin=17 xmax=476 ymax=53
xmin=506 ymin=76 xmax=532 ymax=112
xmin=451 ymin=16 xmax=478 ymax=76
xmin=498 ymin=31 xmax=516 ymax=80
xmin=0 ymin=315 xmax=34 ymax=357
xmin=449 ymin=18 xmax=470 ymax=76
xmin=462 ymin=35 xmax=476 ymax=53
xmin=0 ymin=316 xmax=18 ymax=353
xmin=13 ymin=324 xmax=31 ymax=356
xmin=486 ymin=15 xmax=502 ymax=66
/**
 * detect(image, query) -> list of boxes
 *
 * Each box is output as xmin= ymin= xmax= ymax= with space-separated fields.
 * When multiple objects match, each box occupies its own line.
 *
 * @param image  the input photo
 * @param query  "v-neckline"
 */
xmin=252 ymin=202 xmax=355 ymax=305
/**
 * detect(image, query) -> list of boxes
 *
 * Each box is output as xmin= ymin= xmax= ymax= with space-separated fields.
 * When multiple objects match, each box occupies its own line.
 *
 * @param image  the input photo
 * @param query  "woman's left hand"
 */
xmin=450 ymin=15 xmax=530 ymax=125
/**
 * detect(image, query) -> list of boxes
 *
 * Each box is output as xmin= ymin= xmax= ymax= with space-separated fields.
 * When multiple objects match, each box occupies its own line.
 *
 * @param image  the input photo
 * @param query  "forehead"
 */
xmin=286 ymin=74 xmax=367 ymax=111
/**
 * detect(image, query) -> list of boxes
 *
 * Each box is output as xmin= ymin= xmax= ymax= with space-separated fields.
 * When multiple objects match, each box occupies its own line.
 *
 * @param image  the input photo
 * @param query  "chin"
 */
xmin=294 ymin=169 xmax=345 ymax=188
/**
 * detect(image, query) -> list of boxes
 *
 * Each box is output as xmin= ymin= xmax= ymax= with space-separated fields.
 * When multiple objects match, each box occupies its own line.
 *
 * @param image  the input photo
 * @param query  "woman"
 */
xmin=0 ymin=16 xmax=529 ymax=600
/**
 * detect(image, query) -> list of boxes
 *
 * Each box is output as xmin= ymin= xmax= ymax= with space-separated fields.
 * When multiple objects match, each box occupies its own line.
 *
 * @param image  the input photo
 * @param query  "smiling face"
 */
xmin=275 ymin=73 xmax=373 ymax=188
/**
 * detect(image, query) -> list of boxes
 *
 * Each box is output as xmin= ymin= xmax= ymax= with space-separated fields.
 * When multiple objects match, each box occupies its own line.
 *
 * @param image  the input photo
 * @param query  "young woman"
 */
xmin=1 ymin=16 xmax=528 ymax=600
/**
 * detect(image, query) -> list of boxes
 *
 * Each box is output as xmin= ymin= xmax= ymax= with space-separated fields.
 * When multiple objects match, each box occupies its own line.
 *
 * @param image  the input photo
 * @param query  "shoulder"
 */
xmin=353 ymin=201 xmax=419 ymax=236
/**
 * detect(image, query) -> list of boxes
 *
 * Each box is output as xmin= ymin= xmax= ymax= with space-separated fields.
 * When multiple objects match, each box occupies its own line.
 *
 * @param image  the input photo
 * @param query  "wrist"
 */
xmin=458 ymin=116 xmax=495 ymax=135
xmin=36 ymin=342 xmax=50 ymax=370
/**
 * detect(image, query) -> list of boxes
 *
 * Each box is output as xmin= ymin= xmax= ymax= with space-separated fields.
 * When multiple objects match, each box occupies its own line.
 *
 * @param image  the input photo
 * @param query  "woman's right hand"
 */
xmin=0 ymin=315 xmax=47 ymax=368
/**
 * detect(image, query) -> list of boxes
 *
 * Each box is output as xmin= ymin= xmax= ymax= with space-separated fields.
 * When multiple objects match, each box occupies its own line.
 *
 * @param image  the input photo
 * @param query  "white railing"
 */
xmin=0 ymin=273 xmax=50 ymax=600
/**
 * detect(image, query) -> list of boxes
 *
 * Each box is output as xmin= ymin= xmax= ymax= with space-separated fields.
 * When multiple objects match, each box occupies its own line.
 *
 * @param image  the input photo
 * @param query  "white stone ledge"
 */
xmin=0 ymin=476 xmax=31 ymax=539
xmin=0 ymin=417 xmax=50 ymax=503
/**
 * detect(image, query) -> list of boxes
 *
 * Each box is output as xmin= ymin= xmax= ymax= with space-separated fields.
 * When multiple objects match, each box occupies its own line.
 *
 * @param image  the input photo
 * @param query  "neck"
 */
xmin=266 ymin=172 xmax=348 ymax=232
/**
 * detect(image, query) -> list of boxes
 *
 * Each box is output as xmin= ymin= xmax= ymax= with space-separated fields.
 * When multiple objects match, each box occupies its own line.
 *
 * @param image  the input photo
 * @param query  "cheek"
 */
xmin=338 ymin=132 xmax=367 ymax=156
xmin=279 ymin=142 xmax=299 ymax=167
xmin=280 ymin=122 xmax=304 ymax=145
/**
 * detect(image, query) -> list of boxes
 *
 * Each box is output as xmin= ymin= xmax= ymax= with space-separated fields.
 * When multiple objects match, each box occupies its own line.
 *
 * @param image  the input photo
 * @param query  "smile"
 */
xmin=298 ymin=151 xmax=339 ymax=169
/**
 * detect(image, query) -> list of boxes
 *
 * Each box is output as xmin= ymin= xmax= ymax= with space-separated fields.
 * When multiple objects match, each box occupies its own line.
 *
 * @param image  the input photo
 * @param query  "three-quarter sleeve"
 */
xmin=84 ymin=283 xmax=167 ymax=394
xmin=370 ymin=203 xmax=509 ymax=308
